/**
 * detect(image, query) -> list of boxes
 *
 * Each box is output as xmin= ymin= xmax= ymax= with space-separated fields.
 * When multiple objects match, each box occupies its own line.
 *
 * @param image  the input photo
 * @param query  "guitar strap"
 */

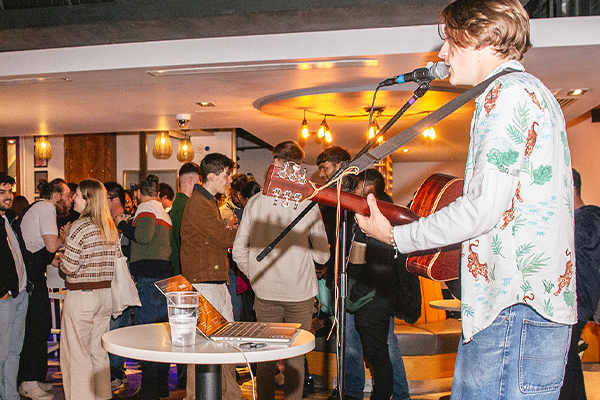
xmin=348 ymin=68 xmax=518 ymax=173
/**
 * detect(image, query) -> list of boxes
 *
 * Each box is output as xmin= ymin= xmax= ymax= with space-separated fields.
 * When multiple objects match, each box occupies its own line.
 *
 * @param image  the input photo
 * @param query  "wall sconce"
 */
xmin=153 ymin=131 xmax=172 ymax=159
xmin=34 ymin=136 xmax=52 ymax=160
xmin=177 ymin=133 xmax=194 ymax=162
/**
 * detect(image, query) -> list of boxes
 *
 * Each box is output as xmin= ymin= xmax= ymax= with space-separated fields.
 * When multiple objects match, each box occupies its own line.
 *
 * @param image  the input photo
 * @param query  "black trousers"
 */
xmin=559 ymin=319 xmax=587 ymax=400
xmin=354 ymin=294 xmax=394 ymax=400
xmin=18 ymin=279 xmax=51 ymax=384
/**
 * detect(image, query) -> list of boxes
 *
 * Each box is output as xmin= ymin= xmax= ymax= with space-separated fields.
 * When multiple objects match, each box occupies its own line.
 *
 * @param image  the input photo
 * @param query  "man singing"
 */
xmin=356 ymin=1 xmax=575 ymax=399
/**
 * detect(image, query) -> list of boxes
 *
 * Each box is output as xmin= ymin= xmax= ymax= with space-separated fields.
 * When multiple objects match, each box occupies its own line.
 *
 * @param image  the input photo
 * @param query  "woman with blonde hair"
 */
xmin=60 ymin=179 xmax=120 ymax=400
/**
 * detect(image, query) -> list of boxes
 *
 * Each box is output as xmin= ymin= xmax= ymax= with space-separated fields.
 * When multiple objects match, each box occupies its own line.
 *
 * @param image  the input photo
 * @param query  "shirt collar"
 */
xmin=485 ymin=59 xmax=525 ymax=81
xmin=193 ymin=183 xmax=214 ymax=201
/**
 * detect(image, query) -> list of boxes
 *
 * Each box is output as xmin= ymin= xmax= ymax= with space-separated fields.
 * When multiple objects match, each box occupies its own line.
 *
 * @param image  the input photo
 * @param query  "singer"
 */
xmin=356 ymin=1 xmax=575 ymax=399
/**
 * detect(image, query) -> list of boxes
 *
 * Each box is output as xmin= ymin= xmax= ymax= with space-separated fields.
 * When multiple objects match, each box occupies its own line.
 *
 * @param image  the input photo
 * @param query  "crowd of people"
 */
xmin=1 ymin=1 xmax=599 ymax=400
xmin=0 ymin=140 xmax=421 ymax=400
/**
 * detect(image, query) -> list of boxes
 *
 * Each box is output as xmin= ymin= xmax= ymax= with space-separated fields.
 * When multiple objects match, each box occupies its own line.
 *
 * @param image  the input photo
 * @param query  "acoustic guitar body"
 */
xmin=262 ymin=164 xmax=463 ymax=282
xmin=406 ymin=174 xmax=463 ymax=281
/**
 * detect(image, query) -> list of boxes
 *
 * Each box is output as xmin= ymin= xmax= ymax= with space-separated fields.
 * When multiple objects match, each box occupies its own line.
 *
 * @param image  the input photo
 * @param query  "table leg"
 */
xmin=195 ymin=364 xmax=222 ymax=400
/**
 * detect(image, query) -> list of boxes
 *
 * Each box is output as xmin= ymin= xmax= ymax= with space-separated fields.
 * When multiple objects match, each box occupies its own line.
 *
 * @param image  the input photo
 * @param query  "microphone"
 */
xmin=379 ymin=61 xmax=449 ymax=87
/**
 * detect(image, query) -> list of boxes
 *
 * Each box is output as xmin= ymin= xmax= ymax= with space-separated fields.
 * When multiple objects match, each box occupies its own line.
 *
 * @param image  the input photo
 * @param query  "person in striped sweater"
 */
xmin=59 ymin=179 xmax=120 ymax=400
xmin=116 ymin=175 xmax=173 ymax=400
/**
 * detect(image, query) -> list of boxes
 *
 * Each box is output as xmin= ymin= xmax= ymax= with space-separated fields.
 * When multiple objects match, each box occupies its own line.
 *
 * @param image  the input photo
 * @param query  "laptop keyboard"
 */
xmin=215 ymin=322 xmax=268 ymax=338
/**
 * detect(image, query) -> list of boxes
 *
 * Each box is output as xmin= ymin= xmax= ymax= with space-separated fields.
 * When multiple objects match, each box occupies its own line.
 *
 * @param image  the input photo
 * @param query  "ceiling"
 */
xmin=0 ymin=1 xmax=599 ymax=164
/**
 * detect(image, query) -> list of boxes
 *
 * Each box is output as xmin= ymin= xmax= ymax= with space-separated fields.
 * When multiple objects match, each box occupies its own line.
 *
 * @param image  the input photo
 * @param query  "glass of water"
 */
xmin=166 ymin=291 xmax=199 ymax=347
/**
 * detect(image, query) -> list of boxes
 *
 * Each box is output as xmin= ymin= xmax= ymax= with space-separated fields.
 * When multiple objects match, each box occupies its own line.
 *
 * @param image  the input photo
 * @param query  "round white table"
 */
xmin=102 ymin=323 xmax=315 ymax=400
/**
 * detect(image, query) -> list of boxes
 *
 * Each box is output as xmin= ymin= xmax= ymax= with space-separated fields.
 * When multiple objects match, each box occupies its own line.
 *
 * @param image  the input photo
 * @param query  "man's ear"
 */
xmin=51 ymin=191 xmax=61 ymax=204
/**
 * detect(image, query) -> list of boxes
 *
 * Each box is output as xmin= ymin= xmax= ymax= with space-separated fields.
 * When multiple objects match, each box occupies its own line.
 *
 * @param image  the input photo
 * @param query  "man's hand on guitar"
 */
xmin=355 ymin=193 xmax=393 ymax=245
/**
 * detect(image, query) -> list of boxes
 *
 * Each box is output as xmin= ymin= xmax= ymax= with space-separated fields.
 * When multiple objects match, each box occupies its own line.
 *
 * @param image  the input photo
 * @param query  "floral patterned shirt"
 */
xmin=393 ymin=60 xmax=576 ymax=341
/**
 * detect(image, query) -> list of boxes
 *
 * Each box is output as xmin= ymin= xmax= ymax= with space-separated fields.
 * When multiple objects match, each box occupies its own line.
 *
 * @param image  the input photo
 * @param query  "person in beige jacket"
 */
xmin=232 ymin=141 xmax=329 ymax=400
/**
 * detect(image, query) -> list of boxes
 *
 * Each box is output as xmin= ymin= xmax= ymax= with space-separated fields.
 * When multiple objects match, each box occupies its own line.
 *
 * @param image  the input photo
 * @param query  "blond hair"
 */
xmin=439 ymin=0 xmax=531 ymax=61
xmin=78 ymin=179 xmax=119 ymax=245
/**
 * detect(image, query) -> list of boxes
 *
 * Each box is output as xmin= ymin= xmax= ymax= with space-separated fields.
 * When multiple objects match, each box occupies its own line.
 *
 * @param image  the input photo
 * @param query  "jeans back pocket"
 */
xmin=519 ymin=319 xmax=570 ymax=393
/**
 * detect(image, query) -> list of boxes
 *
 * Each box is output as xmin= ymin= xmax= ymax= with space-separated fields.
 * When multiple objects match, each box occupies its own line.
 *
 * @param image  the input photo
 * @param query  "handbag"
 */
xmin=111 ymin=245 xmax=141 ymax=318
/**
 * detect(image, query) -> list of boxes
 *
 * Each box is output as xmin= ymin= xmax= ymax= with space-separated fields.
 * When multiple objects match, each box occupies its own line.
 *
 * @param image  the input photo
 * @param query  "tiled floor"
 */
xmin=37 ymin=355 xmax=600 ymax=400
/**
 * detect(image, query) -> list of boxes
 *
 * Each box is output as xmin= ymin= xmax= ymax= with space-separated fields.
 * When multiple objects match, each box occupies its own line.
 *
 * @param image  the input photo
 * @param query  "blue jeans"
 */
xmin=451 ymin=304 xmax=571 ymax=400
xmin=109 ymin=307 xmax=132 ymax=380
xmin=387 ymin=317 xmax=410 ymax=400
xmin=134 ymin=277 xmax=170 ymax=394
xmin=0 ymin=290 xmax=28 ymax=400
xmin=227 ymin=269 xmax=243 ymax=322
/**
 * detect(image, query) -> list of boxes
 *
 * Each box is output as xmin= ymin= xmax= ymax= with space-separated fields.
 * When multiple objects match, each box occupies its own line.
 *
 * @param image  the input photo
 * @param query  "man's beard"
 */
xmin=56 ymin=199 xmax=70 ymax=217
xmin=0 ymin=202 xmax=12 ymax=213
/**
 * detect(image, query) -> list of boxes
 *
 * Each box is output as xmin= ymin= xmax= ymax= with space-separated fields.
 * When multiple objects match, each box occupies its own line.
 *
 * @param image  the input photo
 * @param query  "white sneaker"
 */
xmin=38 ymin=382 xmax=53 ymax=392
xmin=18 ymin=383 xmax=54 ymax=400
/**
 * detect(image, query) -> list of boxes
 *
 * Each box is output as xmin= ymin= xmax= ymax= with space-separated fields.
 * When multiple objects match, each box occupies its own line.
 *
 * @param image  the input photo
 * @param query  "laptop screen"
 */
xmin=154 ymin=275 xmax=230 ymax=337
xmin=197 ymin=294 xmax=230 ymax=337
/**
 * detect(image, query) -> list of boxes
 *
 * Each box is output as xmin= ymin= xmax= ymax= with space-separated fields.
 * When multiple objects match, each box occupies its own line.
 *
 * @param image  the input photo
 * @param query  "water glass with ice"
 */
xmin=167 ymin=291 xmax=199 ymax=347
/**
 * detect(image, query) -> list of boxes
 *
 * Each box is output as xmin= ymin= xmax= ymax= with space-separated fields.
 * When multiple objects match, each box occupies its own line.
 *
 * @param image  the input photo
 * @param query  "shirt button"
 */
xmin=214 ymin=265 xmax=219 ymax=269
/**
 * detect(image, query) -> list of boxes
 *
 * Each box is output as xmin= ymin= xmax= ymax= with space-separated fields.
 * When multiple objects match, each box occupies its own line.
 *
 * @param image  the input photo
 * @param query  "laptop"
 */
xmin=155 ymin=275 xmax=301 ymax=345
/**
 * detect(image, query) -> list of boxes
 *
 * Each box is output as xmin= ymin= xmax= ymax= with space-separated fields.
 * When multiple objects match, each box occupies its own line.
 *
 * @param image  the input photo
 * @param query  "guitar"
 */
xmin=262 ymin=163 xmax=463 ymax=281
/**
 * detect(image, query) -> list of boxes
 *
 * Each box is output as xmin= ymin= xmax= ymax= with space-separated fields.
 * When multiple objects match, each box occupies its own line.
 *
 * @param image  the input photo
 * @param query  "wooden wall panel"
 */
xmin=64 ymin=133 xmax=117 ymax=184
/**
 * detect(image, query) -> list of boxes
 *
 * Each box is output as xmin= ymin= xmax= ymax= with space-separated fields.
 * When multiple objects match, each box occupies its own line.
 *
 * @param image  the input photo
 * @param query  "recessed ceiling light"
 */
xmin=147 ymin=59 xmax=378 ymax=77
xmin=196 ymin=101 xmax=216 ymax=107
xmin=0 ymin=77 xmax=70 ymax=86
xmin=567 ymin=89 xmax=587 ymax=96
xmin=402 ymin=148 xmax=409 ymax=153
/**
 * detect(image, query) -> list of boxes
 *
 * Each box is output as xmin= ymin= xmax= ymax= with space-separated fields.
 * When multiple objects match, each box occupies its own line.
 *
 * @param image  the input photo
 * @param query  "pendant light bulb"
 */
xmin=301 ymin=110 xmax=310 ymax=139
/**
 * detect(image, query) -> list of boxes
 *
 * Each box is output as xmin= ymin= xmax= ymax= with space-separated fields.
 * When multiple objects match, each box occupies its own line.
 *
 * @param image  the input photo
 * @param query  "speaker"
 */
xmin=592 ymin=108 xmax=600 ymax=123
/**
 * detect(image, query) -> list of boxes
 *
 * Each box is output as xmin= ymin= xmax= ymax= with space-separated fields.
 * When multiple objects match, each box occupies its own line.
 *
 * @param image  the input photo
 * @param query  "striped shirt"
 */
xmin=61 ymin=217 xmax=116 ymax=290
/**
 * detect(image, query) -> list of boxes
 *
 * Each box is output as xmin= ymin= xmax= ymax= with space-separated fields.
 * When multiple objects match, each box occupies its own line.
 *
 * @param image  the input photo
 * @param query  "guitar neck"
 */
xmin=262 ymin=164 xmax=419 ymax=226
xmin=310 ymin=186 xmax=419 ymax=226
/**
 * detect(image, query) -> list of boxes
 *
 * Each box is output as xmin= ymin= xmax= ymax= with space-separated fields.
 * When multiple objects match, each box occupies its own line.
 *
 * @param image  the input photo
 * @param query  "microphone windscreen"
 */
xmin=431 ymin=61 xmax=450 ymax=80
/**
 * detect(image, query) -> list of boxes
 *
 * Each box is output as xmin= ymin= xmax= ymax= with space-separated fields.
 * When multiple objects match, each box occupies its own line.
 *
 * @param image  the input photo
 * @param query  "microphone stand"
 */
xmin=257 ymin=81 xmax=433 ymax=400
